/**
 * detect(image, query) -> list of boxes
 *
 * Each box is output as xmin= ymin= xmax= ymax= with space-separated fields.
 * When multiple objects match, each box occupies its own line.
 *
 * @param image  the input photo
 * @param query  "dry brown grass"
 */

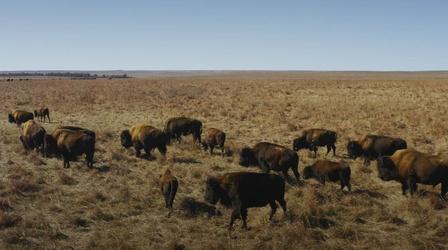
xmin=1 ymin=72 xmax=448 ymax=249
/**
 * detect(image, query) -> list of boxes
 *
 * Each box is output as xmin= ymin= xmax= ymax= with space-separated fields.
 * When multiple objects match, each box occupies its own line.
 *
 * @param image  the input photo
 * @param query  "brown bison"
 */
xmin=120 ymin=124 xmax=168 ymax=158
xmin=159 ymin=169 xmax=179 ymax=216
xmin=377 ymin=149 xmax=448 ymax=199
xmin=239 ymin=142 xmax=300 ymax=182
xmin=43 ymin=127 xmax=95 ymax=168
xmin=293 ymin=129 xmax=337 ymax=157
xmin=201 ymin=128 xmax=226 ymax=156
xmin=347 ymin=135 xmax=407 ymax=166
xmin=303 ymin=160 xmax=351 ymax=191
xmin=34 ymin=108 xmax=50 ymax=122
xmin=19 ymin=120 xmax=46 ymax=152
xmin=8 ymin=110 xmax=34 ymax=125
xmin=164 ymin=117 xmax=202 ymax=144
xmin=205 ymin=172 xmax=287 ymax=230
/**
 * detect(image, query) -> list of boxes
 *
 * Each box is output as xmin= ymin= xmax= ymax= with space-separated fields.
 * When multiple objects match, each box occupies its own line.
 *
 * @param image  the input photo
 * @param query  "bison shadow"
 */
xmin=171 ymin=156 xmax=201 ymax=164
xmin=351 ymin=188 xmax=387 ymax=199
xmin=180 ymin=197 xmax=222 ymax=217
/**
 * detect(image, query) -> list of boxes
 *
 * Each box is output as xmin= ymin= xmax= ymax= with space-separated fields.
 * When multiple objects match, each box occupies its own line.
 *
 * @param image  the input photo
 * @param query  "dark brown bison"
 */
xmin=293 ymin=129 xmax=337 ymax=157
xmin=201 ymin=128 xmax=226 ymax=156
xmin=19 ymin=120 xmax=46 ymax=153
xmin=164 ymin=117 xmax=202 ymax=144
xmin=120 ymin=124 xmax=168 ymax=158
xmin=303 ymin=160 xmax=351 ymax=191
xmin=159 ymin=169 xmax=179 ymax=216
xmin=43 ymin=128 xmax=95 ymax=168
xmin=377 ymin=149 xmax=448 ymax=199
xmin=205 ymin=172 xmax=286 ymax=230
xmin=347 ymin=134 xmax=407 ymax=166
xmin=8 ymin=110 xmax=34 ymax=125
xmin=239 ymin=142 xmax=300 ymax=182
xmin=34 ymin=108 xmax=50 ymax=122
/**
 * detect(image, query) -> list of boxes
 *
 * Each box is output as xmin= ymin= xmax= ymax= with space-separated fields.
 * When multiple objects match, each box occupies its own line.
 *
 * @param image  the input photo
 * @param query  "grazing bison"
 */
xmin=44 ymin=128 xmax=95 ymax=168
xmin=34 ymin=108 xmax=50 ymax=122
xmin=201 ymin=128 xmax=226 ymax=156
xmin=347 ymin=135 xmax=407 ymax=166
xmin=120 ymin=124 xmax=168 ymax=158
xmin=159 ymin=169 xmax=179 ymax=216
xmin=164 ymin=117 xmax=202 ymax=144
xmin=19 ymin=120 xmax=46 ymax=152
xmin=377 ymin=149 xmax=448 ymax=199
xmin=8 ymin=110 xmax=34 ymax=125
xmin=205 ymin=172 xmax=287 ymax=230
xmin=303 ymin=160 xmax=351 ymax=191
xmin=293 ymin=129 xmax=337 ymax=157
xmin=239 ymin=142 xmax=300 ymax=182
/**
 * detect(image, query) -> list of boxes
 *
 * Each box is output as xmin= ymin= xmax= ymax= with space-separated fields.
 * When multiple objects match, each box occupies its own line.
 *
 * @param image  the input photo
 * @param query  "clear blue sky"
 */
xmin=1 ymin=0 xmax=447 ymax=71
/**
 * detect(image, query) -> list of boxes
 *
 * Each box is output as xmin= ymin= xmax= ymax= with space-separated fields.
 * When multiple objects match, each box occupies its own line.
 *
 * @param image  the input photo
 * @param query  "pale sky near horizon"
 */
xmin=1 ymin=1 xmax=447 ymax=71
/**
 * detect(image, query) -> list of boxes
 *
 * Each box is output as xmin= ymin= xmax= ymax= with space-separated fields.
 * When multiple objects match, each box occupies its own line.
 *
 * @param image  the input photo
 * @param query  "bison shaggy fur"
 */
xmin=201 ymin=128 xmax=226 ymax=156
xmin=377 ymin=149 xmax=448 ymax=199
xmin=347 ymin=134 xmax=407 ymax=166
xmin=19 ymin=120 xmax=46 ymax=153
xmin=205 ymin=172 xmax=286 ymax=229
xmin=120 ymin=124 xmax=168 ymax=158
xmin=303 ymin=160 xmax=351 ymax=191
xmin=239 ymin=142 xmax=300 ymax=182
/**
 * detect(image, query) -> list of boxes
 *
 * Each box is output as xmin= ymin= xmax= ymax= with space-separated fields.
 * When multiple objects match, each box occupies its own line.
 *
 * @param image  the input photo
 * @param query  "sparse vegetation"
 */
xmin=1 ymin=72 xmax=448 ymax=249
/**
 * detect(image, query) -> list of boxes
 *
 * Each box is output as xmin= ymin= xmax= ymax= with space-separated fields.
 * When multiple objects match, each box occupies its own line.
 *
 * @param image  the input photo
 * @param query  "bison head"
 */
xmin=302 ymin=166 xmax=315 ymax=179
xmin=293 ymin=136 xmax=309 ymax=151
xmin=204 ymin=177 xmax=222 ymax=204
xmin=43 ymin=134 xmax=57 ymax=157
xmin=8 ymin=113 xmax=14 ymax=123
xmin=376 ymin=156 xmax=397 ymax=181
xmin=120 ymin=130 xmax=132 ymax=148
xmin=239 ymin=147 xmax=257 ymax=167
xmin=346 ymin=141 xmax=363 ymax=159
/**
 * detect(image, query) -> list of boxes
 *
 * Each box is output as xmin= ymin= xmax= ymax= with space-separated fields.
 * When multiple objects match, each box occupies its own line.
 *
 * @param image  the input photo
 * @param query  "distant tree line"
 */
xmin=0 ymin=72 xmax=129 ymax=78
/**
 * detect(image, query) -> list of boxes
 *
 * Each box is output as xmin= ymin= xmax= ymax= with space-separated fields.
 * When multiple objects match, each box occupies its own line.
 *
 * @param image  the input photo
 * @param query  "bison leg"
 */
xmin=241 ymin=208 xmax=248 ymax=229
xmin=401 ymin=182 xmax=409 ymax=196
xmin=209 ymin=145 xmax=214 ymax=155
xmin=259 ymin=160 xmax=271 ymax=174
xmin=291 ymin=167 xmax=301 ymax=183
xmin=408 ymin=178 xmax=417 ymax=197
xmin=221 ymin=147 xmax=225 ymax=157
xmin=441 ymin=182 xmax=447 ymax=201
xmin=269 ymin=201 xmax=278 ymax=221
xmin=326 ymin=145 xmax=332 ymax=156
xmin=332 ymin=144 xmax=336 ymax=156
xmin=134 ymin=147 xmax=142 ymax=157
xmin=86 ymin=152 xmax=94 ymax=168
xmin=229 ymin=208 xmax=241 ymax=230
xmin=157 ymin=145 xmax=167 ymax=157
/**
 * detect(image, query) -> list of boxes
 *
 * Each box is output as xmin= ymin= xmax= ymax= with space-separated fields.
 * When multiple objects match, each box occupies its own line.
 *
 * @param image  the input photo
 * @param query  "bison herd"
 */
xmin=7 ymin=108 xmax=448 ymax=230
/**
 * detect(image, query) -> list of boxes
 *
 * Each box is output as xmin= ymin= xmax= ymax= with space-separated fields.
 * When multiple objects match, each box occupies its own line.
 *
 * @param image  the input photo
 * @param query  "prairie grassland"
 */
xmin=1 ymin=73 xmax=448 ymax=249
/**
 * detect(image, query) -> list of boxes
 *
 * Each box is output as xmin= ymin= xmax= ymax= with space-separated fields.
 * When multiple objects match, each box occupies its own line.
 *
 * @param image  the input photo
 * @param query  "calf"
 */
xmin=303 ymin=160 xmax=351 ymax=191
xmin=34 ymin=108 xmax=50 ymax=122
xmin=201 ymin=128 xmax=226 ymax=156
xmin=159 ymin=169 xmax=179 ymax=216
xmin=293 ymin=129 xmax=337 ymax=157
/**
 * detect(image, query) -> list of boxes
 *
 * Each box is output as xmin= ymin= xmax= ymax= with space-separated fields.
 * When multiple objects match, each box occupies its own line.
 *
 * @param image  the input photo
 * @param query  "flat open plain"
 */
xmin=1 ymin=72 xmax=448 ymax=249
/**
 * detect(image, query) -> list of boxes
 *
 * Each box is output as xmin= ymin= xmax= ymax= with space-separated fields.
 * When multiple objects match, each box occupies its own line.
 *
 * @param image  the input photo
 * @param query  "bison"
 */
xmin=239 ymin=142 xmax=300 ymax=182
xmin=201 ymin=128 xmax=226 ymax=156
xmin=120 ymin=124 xmax=168 ymax=158
xmin=43 ymin=127 xmax=95 ymax=168
xmin=347 ymin=134 xmax=407 ymax=166
xmin=19 ymin=120 xmax=46 ymax=153
xmin=164 ymin=117 xmax=202 ymax=144
xmin=377 ymin=149 xmax=448 ymax=199
xmin=205 ymin=172 xmax=287 ymax=230
xmin=8 ymin=110 xmax=34 ymax=125
xmin=303 ymin=160 xmax=351 ymax=191
xmin=34 ymin=108 xmax=50 ymax=122
xmin=159 ymin=169 xmax=179 ymax=216
xmin=293 ymin=129 xmax=337 ymax=157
